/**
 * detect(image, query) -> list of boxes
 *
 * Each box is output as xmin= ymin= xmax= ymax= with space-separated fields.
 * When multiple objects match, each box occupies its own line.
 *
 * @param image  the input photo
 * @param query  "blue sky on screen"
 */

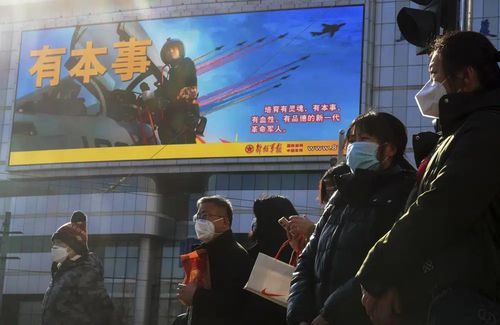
xmin=16 ymin=6 xmax=364 ymax=143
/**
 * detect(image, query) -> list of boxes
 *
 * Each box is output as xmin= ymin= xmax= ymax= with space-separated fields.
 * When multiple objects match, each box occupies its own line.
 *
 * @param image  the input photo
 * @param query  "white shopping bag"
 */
xmin=244 ymin=252 xmax=295 ymax=307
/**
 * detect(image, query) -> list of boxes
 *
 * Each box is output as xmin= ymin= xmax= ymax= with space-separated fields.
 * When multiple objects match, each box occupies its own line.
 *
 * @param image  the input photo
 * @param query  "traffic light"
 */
xmin=397 ymin=0 xmax=460 ymax=54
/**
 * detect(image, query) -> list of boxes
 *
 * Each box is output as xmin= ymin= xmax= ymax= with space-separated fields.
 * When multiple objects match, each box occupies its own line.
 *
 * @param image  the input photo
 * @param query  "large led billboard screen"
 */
xmin=10 ymin=6 xmax=364 ymax=165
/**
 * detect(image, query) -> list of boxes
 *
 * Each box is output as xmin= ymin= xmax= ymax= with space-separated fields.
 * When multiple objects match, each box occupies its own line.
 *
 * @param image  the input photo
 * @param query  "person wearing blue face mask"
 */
xmin=287 ymin=111 xmax=415 ymax=325
xmin=358 ymin=31 xmax=500 ymax=325
xmin=346 ymin=141 xmax=381 ymax=172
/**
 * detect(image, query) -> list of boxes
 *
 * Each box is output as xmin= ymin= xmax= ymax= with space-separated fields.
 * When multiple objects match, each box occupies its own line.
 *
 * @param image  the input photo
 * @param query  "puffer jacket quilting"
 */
xmin=287 ymin=166 xmax=415 ymax=325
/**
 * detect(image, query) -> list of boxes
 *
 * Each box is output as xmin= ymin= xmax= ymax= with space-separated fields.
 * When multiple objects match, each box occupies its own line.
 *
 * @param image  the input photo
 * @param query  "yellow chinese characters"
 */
xmin=112 ymin=38 xmax=152 ymax=81
xmin=29 ymin=45 xmax=67 ymax=88
xmin=68 ymin=41 xmax=108 ymax=83
xmin=29 ymin=38 xmax=152 ymax=87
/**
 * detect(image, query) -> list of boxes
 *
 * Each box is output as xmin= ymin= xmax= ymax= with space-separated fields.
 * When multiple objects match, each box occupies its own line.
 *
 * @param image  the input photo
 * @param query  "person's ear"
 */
xmin=66 ymin=246 xmax=77 ymax=258
xmin=378 ymin=143 xmax=397 ymax=163
xmin=222 ymin=217 xmax=231 ymax=230
xmin=462 ymin=66 xmax=480 ymax=92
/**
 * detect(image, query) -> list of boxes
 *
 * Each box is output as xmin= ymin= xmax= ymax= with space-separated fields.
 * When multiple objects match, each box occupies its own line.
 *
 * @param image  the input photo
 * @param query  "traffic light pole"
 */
xmin=337 ymin=129 xmax=346 ymax=163
xmin=462 ymin=0 xmax=473 ymax=31
xmin=0 ymin=212 xmax=11 ymax=321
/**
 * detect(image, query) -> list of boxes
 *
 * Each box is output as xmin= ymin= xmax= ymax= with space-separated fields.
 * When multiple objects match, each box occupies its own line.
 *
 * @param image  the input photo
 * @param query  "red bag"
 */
xmin=180 ymin=249 xmax=211 ymax=289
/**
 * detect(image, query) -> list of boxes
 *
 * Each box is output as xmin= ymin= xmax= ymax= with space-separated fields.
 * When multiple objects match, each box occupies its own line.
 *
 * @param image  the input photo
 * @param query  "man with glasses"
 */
xmin=176 ymin=195 xmax=253 ymax=325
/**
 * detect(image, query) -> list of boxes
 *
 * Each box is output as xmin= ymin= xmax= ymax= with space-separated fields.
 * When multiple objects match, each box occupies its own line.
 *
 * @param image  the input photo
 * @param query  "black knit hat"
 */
xmin=51 ymin=211 xmax=89 ymax=255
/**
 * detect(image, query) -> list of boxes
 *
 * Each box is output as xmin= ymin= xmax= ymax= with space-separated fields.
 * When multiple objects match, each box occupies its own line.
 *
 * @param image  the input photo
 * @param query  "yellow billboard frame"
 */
xmin=10 ymin=140 xmax=340 ymax=166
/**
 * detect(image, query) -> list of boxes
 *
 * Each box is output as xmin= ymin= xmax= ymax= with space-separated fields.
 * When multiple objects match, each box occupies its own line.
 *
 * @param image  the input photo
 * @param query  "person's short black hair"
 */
xmin=431 ymin=31 xmax=500 ymax=90
xmin=197 ymin=195 xmax=233 ymax=225
xmin=251 ymin=195 xmax=298 ymax=243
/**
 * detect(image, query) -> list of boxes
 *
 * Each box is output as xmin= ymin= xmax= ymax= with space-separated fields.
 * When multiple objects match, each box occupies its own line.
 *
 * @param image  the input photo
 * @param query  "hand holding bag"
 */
xmin=244 ymin=241 xmax=295 ymax=307
xmin=180 ymin=248 xmax=211 ymax=289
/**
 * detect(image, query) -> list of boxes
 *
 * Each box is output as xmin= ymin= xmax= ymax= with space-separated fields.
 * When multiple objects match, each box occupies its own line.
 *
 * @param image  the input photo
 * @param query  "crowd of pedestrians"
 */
xmin=40 ymin=31 xmax=500 ymax=325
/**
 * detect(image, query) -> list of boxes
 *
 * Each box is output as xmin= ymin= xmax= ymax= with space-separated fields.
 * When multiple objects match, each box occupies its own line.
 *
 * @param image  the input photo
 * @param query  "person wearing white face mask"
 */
xmin=287 ymin=111 xmax=415 ymax=325
xmin=175 ymin=195 xmax=253 ymax=325
xmin=41 ymin=211 xmax=113 ymax=325
xmin=358 ymin=31 xmax=500 ymax=325
xmin=414 ymin=78 xmax=447 ymax=119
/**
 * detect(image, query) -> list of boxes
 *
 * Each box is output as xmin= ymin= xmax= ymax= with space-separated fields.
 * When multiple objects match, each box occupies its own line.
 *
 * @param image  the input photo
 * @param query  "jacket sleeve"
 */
xmin=320 ymin=277 xmax=367 ymax=323
xmin=184 ymin=59 xmax=197 ymax=87
xmin=78 ymin=270 xmax=114 ymax=325
xmin=357 ymin=113 xmax=500 ymax=295
xmin=287 ymin=205 xmax=332 ymax=325
xmin=321 ymin=176 xmax=414 ymax=323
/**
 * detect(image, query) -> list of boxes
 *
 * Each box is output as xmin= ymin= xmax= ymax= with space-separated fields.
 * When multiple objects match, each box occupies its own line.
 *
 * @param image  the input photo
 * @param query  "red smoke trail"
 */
xmin=196 ymin=41 xmax=257 ymax=72
xmin=202 ymin=84 xmax=279 ymax=115
xmin=196 ymin=38 xmax=280 ymax=75
xmin=198 ymin=57 xmax=304 ymax=103
xmin=200 ymin=68 xmax=290 ymax=106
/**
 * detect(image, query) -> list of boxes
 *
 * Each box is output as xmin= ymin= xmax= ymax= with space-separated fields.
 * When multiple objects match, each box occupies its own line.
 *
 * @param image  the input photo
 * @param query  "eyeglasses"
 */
xmin=192 ymin=212 xmax=226 ymax=222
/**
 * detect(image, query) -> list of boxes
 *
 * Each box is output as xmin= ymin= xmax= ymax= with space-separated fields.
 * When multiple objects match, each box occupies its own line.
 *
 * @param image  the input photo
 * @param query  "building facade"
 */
xmin=0 ymin=0 xmax=498 ymax=324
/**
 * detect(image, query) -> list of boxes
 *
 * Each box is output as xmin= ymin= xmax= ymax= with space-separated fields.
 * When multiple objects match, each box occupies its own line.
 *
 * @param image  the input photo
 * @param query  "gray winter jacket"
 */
xmin=41 ymin=252 xmax=114 ymax=325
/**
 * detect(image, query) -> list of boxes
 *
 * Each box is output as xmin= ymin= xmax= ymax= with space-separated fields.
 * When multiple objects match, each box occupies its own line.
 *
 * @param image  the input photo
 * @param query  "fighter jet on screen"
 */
xmin=12 ymin=21 xmax=164 ymax=151
xmin=310 ymin=23 xmax=346 ymax=38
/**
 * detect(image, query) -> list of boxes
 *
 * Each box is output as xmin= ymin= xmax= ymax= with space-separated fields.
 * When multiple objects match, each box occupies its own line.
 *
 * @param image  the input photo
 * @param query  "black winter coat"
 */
xmin=287 ymin=166 xmax=415 ymax=325
xmin=189 ymin=230 xmax=253 ymax=325
xmin=163 ymin=57 xmax=197 ymax=104
xmin=357 ymin=89 xmax=500 ymax=324
xmin=41 ymin=253 xmax=113 ymax=325
xmin=157 ymin=57 xmax=199 ymax=145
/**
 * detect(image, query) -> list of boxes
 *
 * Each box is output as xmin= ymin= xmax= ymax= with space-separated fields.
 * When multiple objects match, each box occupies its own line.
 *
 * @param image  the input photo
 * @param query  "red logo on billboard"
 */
xmin=245 ymin=145 xmax=254 ymax=154
xmin=286 ymin=143 xmax=304 ymax=153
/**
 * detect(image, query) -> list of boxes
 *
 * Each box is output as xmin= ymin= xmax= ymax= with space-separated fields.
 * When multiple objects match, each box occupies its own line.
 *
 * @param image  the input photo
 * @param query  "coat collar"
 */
xmin=439 ymin=88 xmax=500 ymax=136
xmin=335 ymin=166 xmax=404 ymax=205
xmin=51 ymin=253 xmax=92 ymax=278
xmin=198 ymin=229 xmax=235 ymax=251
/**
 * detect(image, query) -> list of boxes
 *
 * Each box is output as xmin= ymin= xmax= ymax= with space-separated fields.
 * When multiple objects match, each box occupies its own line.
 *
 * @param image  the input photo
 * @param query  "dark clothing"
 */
xmin=172 ymin=313 xmax=188 ymax=325
xmin=189 ymin=230 xmax=253 ymax=325
xmin=405 ymin=131 xmax=440 ymax=208
xmin=163 ymin=58 xmax=197 ymax=103
xmin=287 ymin=166 xmax=415 ymax=325
xmin=244 ymin=243 xmax=290 ymax=325
xmin=412 ymin=131 xmax=440 ymax=167
xmin=427 ymin=288 xmax=500 ymax=325
xmin=248 ymin=239 xmax=293 ymax=264
xmin=41 ymin=253 xmax=113 ymax=325
xmin=158 ymin=57 xmax=200 ymax=144
xmin=357 ymin=89 xmax=500 ymax=323
xmin=159 ymin=103 xmax=199 ymax=144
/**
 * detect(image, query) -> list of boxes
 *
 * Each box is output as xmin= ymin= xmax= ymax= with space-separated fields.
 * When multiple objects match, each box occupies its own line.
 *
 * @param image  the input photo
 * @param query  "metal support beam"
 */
xmin=0 ymin=211 xmax=11 ymax=320
xmin=462 ymin=0 xmax=473 ymax=31
xmin=337 ymin=129 xmax=346 ymax=163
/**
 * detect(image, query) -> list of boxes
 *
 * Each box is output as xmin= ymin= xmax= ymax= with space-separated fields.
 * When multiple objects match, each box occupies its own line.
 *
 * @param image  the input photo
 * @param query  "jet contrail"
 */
xmin=194 ymin=41 xmax=249 ymax=65
xmin=201 ymin=84 xmax=281 ymax=115
xmin=199 ymin=66 xmax=297 ymax=107
xmin=198 ymin=55 xmax=308 ymax=104
xmin=192 ymin=45 xmax=224 ymax=63
xmin=195 ymin=38 xmax=263 ymax=73
xmin=196 ymin=34 xmax=289 ymax=75
xmin=200 ymin=83 xmax=276 ymax=114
